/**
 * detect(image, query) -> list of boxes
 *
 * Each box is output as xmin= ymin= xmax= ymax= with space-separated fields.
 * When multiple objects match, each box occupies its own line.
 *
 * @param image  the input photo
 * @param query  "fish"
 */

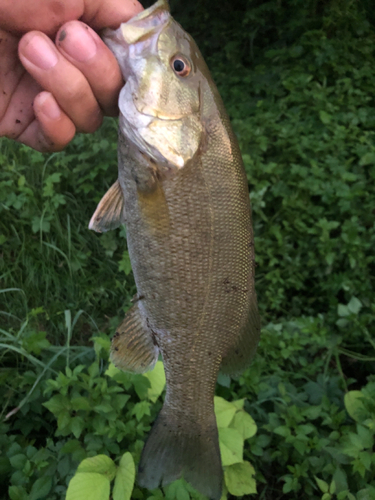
xmin=89 ymin=1 xmax=260 ymax=498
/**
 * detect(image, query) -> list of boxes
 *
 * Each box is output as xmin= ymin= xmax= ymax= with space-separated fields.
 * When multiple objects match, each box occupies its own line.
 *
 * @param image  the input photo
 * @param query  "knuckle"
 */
xmin=61 ymin=75 xmax=87 ymax=103
xmin=78 ymin=110 xmax=102 ymax=133
xmin=58 ymin=80 xmax=102 ymax=132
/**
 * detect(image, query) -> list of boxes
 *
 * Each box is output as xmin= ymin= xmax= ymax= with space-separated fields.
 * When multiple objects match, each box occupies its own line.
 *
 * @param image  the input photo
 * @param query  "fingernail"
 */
xmin=23 ymin=35 xmax=58 ymax=69
xmin=38 ymin=93 xmax=61 ymax=120
xmin=58 ymin=23 xmax=97 ymax=62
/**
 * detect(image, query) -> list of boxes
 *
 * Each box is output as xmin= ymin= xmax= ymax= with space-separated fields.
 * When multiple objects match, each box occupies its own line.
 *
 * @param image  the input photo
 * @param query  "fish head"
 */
xmin=103 ymin=0 xmax=206 ymax=169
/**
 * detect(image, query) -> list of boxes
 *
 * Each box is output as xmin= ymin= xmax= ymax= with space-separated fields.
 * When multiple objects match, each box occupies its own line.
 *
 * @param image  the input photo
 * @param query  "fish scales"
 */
xmin=89 ymin=1 xmax=260 ymax=498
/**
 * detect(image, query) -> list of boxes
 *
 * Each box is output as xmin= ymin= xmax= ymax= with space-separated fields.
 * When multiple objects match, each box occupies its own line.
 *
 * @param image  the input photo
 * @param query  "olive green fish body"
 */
xmin=89 ymin=1 xmax=260 ymax=498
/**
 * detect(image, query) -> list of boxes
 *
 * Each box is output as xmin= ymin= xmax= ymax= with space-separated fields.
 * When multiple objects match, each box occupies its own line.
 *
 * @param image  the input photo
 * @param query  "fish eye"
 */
xmin=171 ymin=55 xmax=191 ymax=77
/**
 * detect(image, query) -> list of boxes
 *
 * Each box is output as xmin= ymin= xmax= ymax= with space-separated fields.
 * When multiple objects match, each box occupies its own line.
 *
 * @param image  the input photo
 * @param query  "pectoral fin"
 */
xmin=110 ymin=302 xmax=159 ymax=373
xmin=89 ymin=179 xmax=125 ymax=233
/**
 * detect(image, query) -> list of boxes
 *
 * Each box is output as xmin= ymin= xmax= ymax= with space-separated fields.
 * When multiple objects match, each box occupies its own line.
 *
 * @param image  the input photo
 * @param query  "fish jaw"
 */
xmin=102 ymin=0 xmax=171 ymax=82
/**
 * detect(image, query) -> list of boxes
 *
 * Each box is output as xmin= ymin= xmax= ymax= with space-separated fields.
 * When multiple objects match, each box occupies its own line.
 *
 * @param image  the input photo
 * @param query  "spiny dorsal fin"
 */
xmin=88 ymin=179 xmax=125 ymax=233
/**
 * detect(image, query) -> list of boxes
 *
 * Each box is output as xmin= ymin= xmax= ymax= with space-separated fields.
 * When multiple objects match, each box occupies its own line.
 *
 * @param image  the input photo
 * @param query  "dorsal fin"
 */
xmin=88 ymin=179 xmax=125 ymax=233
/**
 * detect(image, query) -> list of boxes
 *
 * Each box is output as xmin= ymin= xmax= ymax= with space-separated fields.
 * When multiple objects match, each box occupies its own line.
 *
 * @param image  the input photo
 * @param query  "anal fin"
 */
xmin=89 ymin=179 xmax=125 ymax=233
xmin=110 ymin=302 xmax=159 ymax=374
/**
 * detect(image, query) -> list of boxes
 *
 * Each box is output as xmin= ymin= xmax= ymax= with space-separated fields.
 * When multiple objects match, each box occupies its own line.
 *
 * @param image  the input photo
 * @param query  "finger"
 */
xmin=82 ymin=0 xmax=143 ymax=30
xmin=18 ymin=31 xmax=102 ymax=133
xmin=56 ymin=21 xmax=123 ymax=116
xmin=0 ymin=70 xmax=40 ymax=140
xmin=17 ymin=91 xmax=76 ymax=152
xmin=1 ymin=0 xmax=143 ymax=35
xmin=0 ymin=0 xmax=84 ymax=35
xmin=0 ymin=30 xmax=24 ymax=120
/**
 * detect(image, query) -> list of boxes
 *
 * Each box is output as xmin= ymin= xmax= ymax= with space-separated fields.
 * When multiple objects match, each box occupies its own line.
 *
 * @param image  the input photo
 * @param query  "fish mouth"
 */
xmin=103 ymin=0 xmax=170 ymax=46
xmin=103 ymin=0 xmax=176 ymax=120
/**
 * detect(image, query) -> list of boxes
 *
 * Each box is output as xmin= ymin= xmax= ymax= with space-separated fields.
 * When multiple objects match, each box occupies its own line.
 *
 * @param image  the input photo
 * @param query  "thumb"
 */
xmin=82 ymin=0 xmax=143 ymax=30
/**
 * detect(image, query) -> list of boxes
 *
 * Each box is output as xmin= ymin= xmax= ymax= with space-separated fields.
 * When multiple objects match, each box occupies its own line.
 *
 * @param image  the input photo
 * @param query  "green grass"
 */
xmin=0 ymin=119 xmax=136 ymax=339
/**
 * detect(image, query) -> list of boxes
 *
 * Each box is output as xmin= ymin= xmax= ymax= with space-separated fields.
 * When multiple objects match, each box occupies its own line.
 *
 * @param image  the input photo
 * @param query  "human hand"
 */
xmin=0 ymin=0 xmax=143 ymax=151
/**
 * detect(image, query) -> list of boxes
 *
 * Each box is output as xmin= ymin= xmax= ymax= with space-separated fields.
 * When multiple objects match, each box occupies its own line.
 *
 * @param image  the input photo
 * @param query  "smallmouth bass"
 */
xmin=89 ymin=1 xmax=260 ymax=498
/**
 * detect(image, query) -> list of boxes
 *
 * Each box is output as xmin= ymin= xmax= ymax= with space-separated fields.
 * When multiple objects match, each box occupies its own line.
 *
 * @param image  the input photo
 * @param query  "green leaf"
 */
xmin=231 ymin=399 xmax=245 ymax=410
xmin=43 ymin=394 xmax=70 ymax=415
xmin=341 ymin=432 xmax=364 ymax=456
xmin=70 ymin=416 xmax=85 ymax=439
xmin=218 ymin=427 xmax=243 ymax=466
xmin=113 ymin=394 xmax=130 ymax=411
xmin=184 ymin=480 xmax=208 ymax=500
xmin=329 ymin=480 xmax=336 ymax=494
xmin=61 ymin=439 xmax=83 ymax=454
xmin=315 ymin=476 xmax=329 ymax=493
xmin=21 ymin=330 xmax=50 ymax=355
xmin=132 ymin=401 xmax=151 ymax=421
xmin=230 ymin=410 xmax=257 ymax=440
xmin=66 ymin=472 xmax=110 ymax=500
xmin=57 ymin=409 xmax=71 ymax=430
xmin=357 ymin=487 xmax=375 ymax=500
xmin=165 ymin=479 xmax=190 ymax=500
xmin=119 ymin=251 xmax=132 ymax=275
xmin=113 ymin=452 xmax=135 ymax=500
xmin=336 ymin=318 xmax=348 ymax=328
xmin=105 ymin=362 xmax=121 ymax=378
xmin=357 ymin=424 xmax=373 ymax=449
xmin=224 ymin=461 xmax=256 ymax=496
xmin=147 ymin=490 xmax=164 ymax=500
xmin=332 ymin=467 xmax=348 ymax=493
xmin=337 ymin=492 xmax=353 ymax=500
xmin=319 ymin=110 xmax=332 ymax=124
xmin=347 ymin=296 xmax=362 ymax=315
xmin=94 ymin=402 xmax=113 ymax=413
xmin=359 ymin=450 xmax=372 ymax=471
xmin=359 ymin=152 xmax=375 ymax=166
xmin=322 ymin=494 xmax=332 ymax=500
xmin=344 ymin=391 xmax=366 ymax=422
xmin=29 ymin=476 xmax=52 ymax=500
xmin=71 ymin=397 xmax=92 ymax=411
xmin=77 ymin=455 xmax=117 ymax=481
xmin=217 ymin=373 xmax=231 ymax=388
xmin=273 ymin=425 xmax=291 ymax=437
xmin=31 ymin=216 xmax=50 ymax=233
xmin=9 ymin=454 xmax=27 ymax=470
xmin=143 ymin=361 xmax=166 ymax=403
xmin=337 ymin=304 xmax=350 ymax=317
xmin=18 ymin=175 xmax=25 ymax=187
xmin=8 ymin=486 xmax=28 ymax=500
xmin=214 ymin=397 xmax=237 ymax=428
xmin=131 ymin=374 xmax=151 ymax=400
xmin=92 ymin=336 xmax=111 ymax=355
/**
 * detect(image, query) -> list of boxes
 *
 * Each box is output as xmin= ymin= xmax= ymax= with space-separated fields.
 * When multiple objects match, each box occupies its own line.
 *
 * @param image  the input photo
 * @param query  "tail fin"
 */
xmin=138 ymin=405 xmax=223 ymax=500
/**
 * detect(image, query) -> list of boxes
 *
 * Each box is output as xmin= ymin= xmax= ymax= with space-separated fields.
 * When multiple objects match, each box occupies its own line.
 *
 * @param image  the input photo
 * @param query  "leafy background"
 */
xmin=1 ymin=0 xmax=374 ymax=499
